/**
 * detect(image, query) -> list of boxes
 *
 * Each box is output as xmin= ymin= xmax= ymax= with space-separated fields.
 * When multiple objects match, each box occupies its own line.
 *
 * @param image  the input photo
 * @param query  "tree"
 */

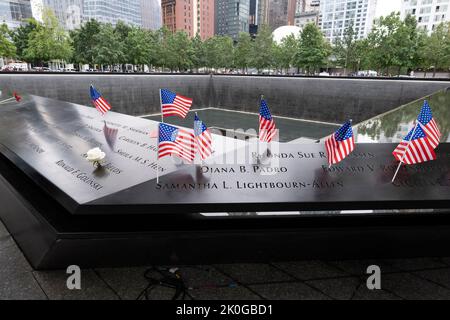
xmin=234 ymin=32 xmax=253 ymax=72
xmin=92 ymin=23 xmax=124 ymax=70
xmin=24 ymin=8 xmax=72 ymax=65
xmin=204 ymin=35 xmax=234 ymax=70
xmin=70 ymin=19 xmax=101 ymax=67
xmin=191 ymin=34 xmax=205 ymax=72
xmin=0 ymin=24 xmax=16 ymax=58
xmin=11 ymin=19 xmax=38 ymax=61
xmin=114 ymin=21 xmax=132 ymax=70
xmin=125 ymin=27 xmax=152 ymax=71
xmin=422 ymin=22 xmax=450 ymax=77
xmin=392 ymin=14 xmax=422 ymax=75
xmin=252 ymin=25 xmax=274 ymax=71
xmin=333 ymin=22 xmax=359 ymax=73
xmin=164 ymin=31 xmax=194 ymax=71
xmin=295 ymin=23 xmax=330 ymax=74
xmin=274 ymin=34 xmax=298 ymax=73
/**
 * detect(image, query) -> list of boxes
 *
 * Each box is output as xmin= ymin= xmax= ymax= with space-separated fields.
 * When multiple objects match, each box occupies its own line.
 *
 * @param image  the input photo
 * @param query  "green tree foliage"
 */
xmin=422 ymin=22 xmax=450 ymax=77
xmin=92 ymin=23 xmax=124 ymax=69
xmin=191 ymin=34 xmax=205 ymax=71
xmin=296 ymin=23 xmax=330 ymax=74
xmin=234 ymin=32 xmax=253 ymax=71
xmin=0 ymin=23 xmax=16 ymax=58
xmin=165 ymin=31 xmax=194 ymax=71
xmin=252 ymin=25 xmax=274 ymax=71
xmin=11 ymin=19 xmax=38 ymax=60
xmin=204 ymin=35 xmax=234 ymax=69
xmin=274 ymin=34 xmax=298 ymax=72
xmin=70 ymin=19 xmax=101 ymax=65
xmin=125 ymin=27 xmax=152 ymax=70
xmin=24 ymin=8 xmax=72 ymax=65
xmin=333 ymin=22 xmax=359 ymax=73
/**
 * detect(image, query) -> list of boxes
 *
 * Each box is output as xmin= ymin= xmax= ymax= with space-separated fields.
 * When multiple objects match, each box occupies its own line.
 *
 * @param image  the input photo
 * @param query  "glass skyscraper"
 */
xmin=82 ymin=0 xmax=142 ymax=26
xmin=215 ymin=0 xmax=250 ymax=40
xmin=32 ymin=0 xmax=161 ymax=30
xmin=0 ymin=0 xmax=33 ymax=29
xmin=319 ymin=0 xmax=377 ymax=42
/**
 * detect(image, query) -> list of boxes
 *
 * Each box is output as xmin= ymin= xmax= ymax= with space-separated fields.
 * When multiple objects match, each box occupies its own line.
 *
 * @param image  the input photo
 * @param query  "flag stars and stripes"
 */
xmin=90 ymin=85 xmax=111 ymax=115
xmin=161 ymin=88 xmax=193 ymax=118
xmin=259 ymin=99 xmax=277 ymax=142
xmin=158 ymin=123 xmax=196 ymax=163
xmin=325 ymin=121 xmax=355 ymax=166
xmin=417 ymin=100 xmax=441 ymax=149
xmin=392 ymin=125 xmax=436 ymax=165
xmin=194 ymin=113 xmax=213 ymax=160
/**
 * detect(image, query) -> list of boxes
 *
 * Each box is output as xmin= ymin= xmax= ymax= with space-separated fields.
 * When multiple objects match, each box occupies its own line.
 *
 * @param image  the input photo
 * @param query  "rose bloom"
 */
xmin=86 ymin=147 xmax=105 ymax=162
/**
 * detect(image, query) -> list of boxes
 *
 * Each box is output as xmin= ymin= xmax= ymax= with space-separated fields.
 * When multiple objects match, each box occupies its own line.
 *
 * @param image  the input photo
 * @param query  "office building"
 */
xmin=319 ymin=0 xmax=377 ymax=42
xmin=215 ymin=0 xmax=249 ymax=40
xmin=267 ymin=0 xmax=296 ymax=30
xmin=141 ymin=0 xmax=162 ymax=30
xmin=162 ymin=0 xmax=214 ymax=39
xmin=0 ymin=0 xmax=33 ymax=29
xmin=401 ymin=0 xmax=450 ymax=34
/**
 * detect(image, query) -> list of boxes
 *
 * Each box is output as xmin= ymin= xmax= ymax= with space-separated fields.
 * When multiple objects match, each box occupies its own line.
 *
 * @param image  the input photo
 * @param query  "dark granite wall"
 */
xmin=0 ymin=74 xmax=448 ymax=123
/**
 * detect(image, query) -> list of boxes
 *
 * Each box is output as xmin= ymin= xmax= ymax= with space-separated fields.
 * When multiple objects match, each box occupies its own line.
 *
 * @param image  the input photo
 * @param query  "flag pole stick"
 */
xmin=391 ymin=122 xmax=419 ymax=183
xmin=156 ymin=122 xmax=160 ymax=184
xmin=0 ymin=97 xmax=15 ymax=104
xmin=159 ymin=89 xmax=164 ymax=124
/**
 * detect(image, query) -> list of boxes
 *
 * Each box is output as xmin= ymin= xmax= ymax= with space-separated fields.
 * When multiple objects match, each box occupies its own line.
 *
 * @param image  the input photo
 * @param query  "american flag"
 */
xmin=392 ymin=124 xmax=436 ymax=165
xmin=417 ymin=100 xmax=441 ymax=149
xmin=194 ymin=113 xmax=212 ymax=160
xmin=90 ymin=85 xmax=111 ymax=115
xmin=160 ymin=88 xmax=193 ymax=118
xmin=259 ymin=98 xmax=277 ymax=142
xmin=158 ymin=123 xmax=196 ymax=162
xmin=325 ymin=121 xmax=355 ymax=165
xmin=103 ymin=121 xmax=118 ymax=149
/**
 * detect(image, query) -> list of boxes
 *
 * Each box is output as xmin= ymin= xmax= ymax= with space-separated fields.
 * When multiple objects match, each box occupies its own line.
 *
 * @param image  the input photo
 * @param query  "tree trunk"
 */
xmin=433 ymin=67 xmax=436 ymax=78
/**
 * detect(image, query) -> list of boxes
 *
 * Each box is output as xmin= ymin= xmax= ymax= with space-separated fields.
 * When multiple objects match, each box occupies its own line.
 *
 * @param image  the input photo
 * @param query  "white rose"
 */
xmin=86 ymin=147 xmax=105 ymax=162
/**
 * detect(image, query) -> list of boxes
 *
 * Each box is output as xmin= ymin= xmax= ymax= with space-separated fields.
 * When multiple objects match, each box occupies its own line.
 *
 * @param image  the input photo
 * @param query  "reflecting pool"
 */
xmin=354 ymin=87 xmax=450 ymax=143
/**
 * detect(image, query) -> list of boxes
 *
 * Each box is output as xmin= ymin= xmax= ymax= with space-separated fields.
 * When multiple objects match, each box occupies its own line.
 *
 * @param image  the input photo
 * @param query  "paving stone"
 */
xmin=214 ymin=263 xmax=293 ymax=284
xmin=137 ymin=285 xmax=180 ymax=300
xmin=352 ymin=286 xmax=402 ymax=300
xmin=439 ymin=257 xmax=450 ymax=266
xmin=0 ymin=272 xmax=47 ymax=300
xmin=0 ymin=234 xmax=14 ymax=251
xmin=189 ymin=285 xmax=261 ymax=300
xmin=0 ymin=221 xmax=9 ymax=236
xmin=33 ymin=269 xmax=119 ymax=300
xmin=306 ymin=277 xmax=361 ymax=300
xmin=327 ymin=259 xmax=399 ymax=276
xmin=273 ymin=260 xmax=348 ymax=280
xmin=0 ymin=243 xmax=33 ymax=278
xmin=382 ymin=273 xmax=450 ymax=300
xmin=413 ymin=268 xmax=450 ymax=290
xmin=96 ymin=267 xmax=151 ymax=300
xmin=386 ymin=257 xmax=447 ymax=271
xmin=178 ymin=266 xmax=235 ymax=288
xmin=249 ymin=282 xmax=330 ymax=300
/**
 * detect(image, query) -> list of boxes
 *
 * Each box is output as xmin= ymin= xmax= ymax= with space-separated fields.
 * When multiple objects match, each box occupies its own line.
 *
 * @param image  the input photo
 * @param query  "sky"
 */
xmin=375 ymin=0 xmax=403 ymax=18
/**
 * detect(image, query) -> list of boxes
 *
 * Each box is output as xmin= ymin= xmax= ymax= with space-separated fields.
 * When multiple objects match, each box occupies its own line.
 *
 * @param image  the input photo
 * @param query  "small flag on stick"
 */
xmin=391 ymin=123 xmax=436 ymax=183
xmin=392 ymin=124 xmax=436 ymax=165
xmin=194 ymin=113 xmax=213 ymax=160
xmin=417 ymin=100 xmax=441 ymax=149
xmin=90 ymin=85 xmax=111 ymax=115
xmin=259 ymin=97 xmax=277 ymax=142
xmin=325 ymin=120 xmax=355 ymax=166
xmin=160 ymin=88 xmax=193 ymax=118
xmin=158 ymin=123 xmax=196 ymax=163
